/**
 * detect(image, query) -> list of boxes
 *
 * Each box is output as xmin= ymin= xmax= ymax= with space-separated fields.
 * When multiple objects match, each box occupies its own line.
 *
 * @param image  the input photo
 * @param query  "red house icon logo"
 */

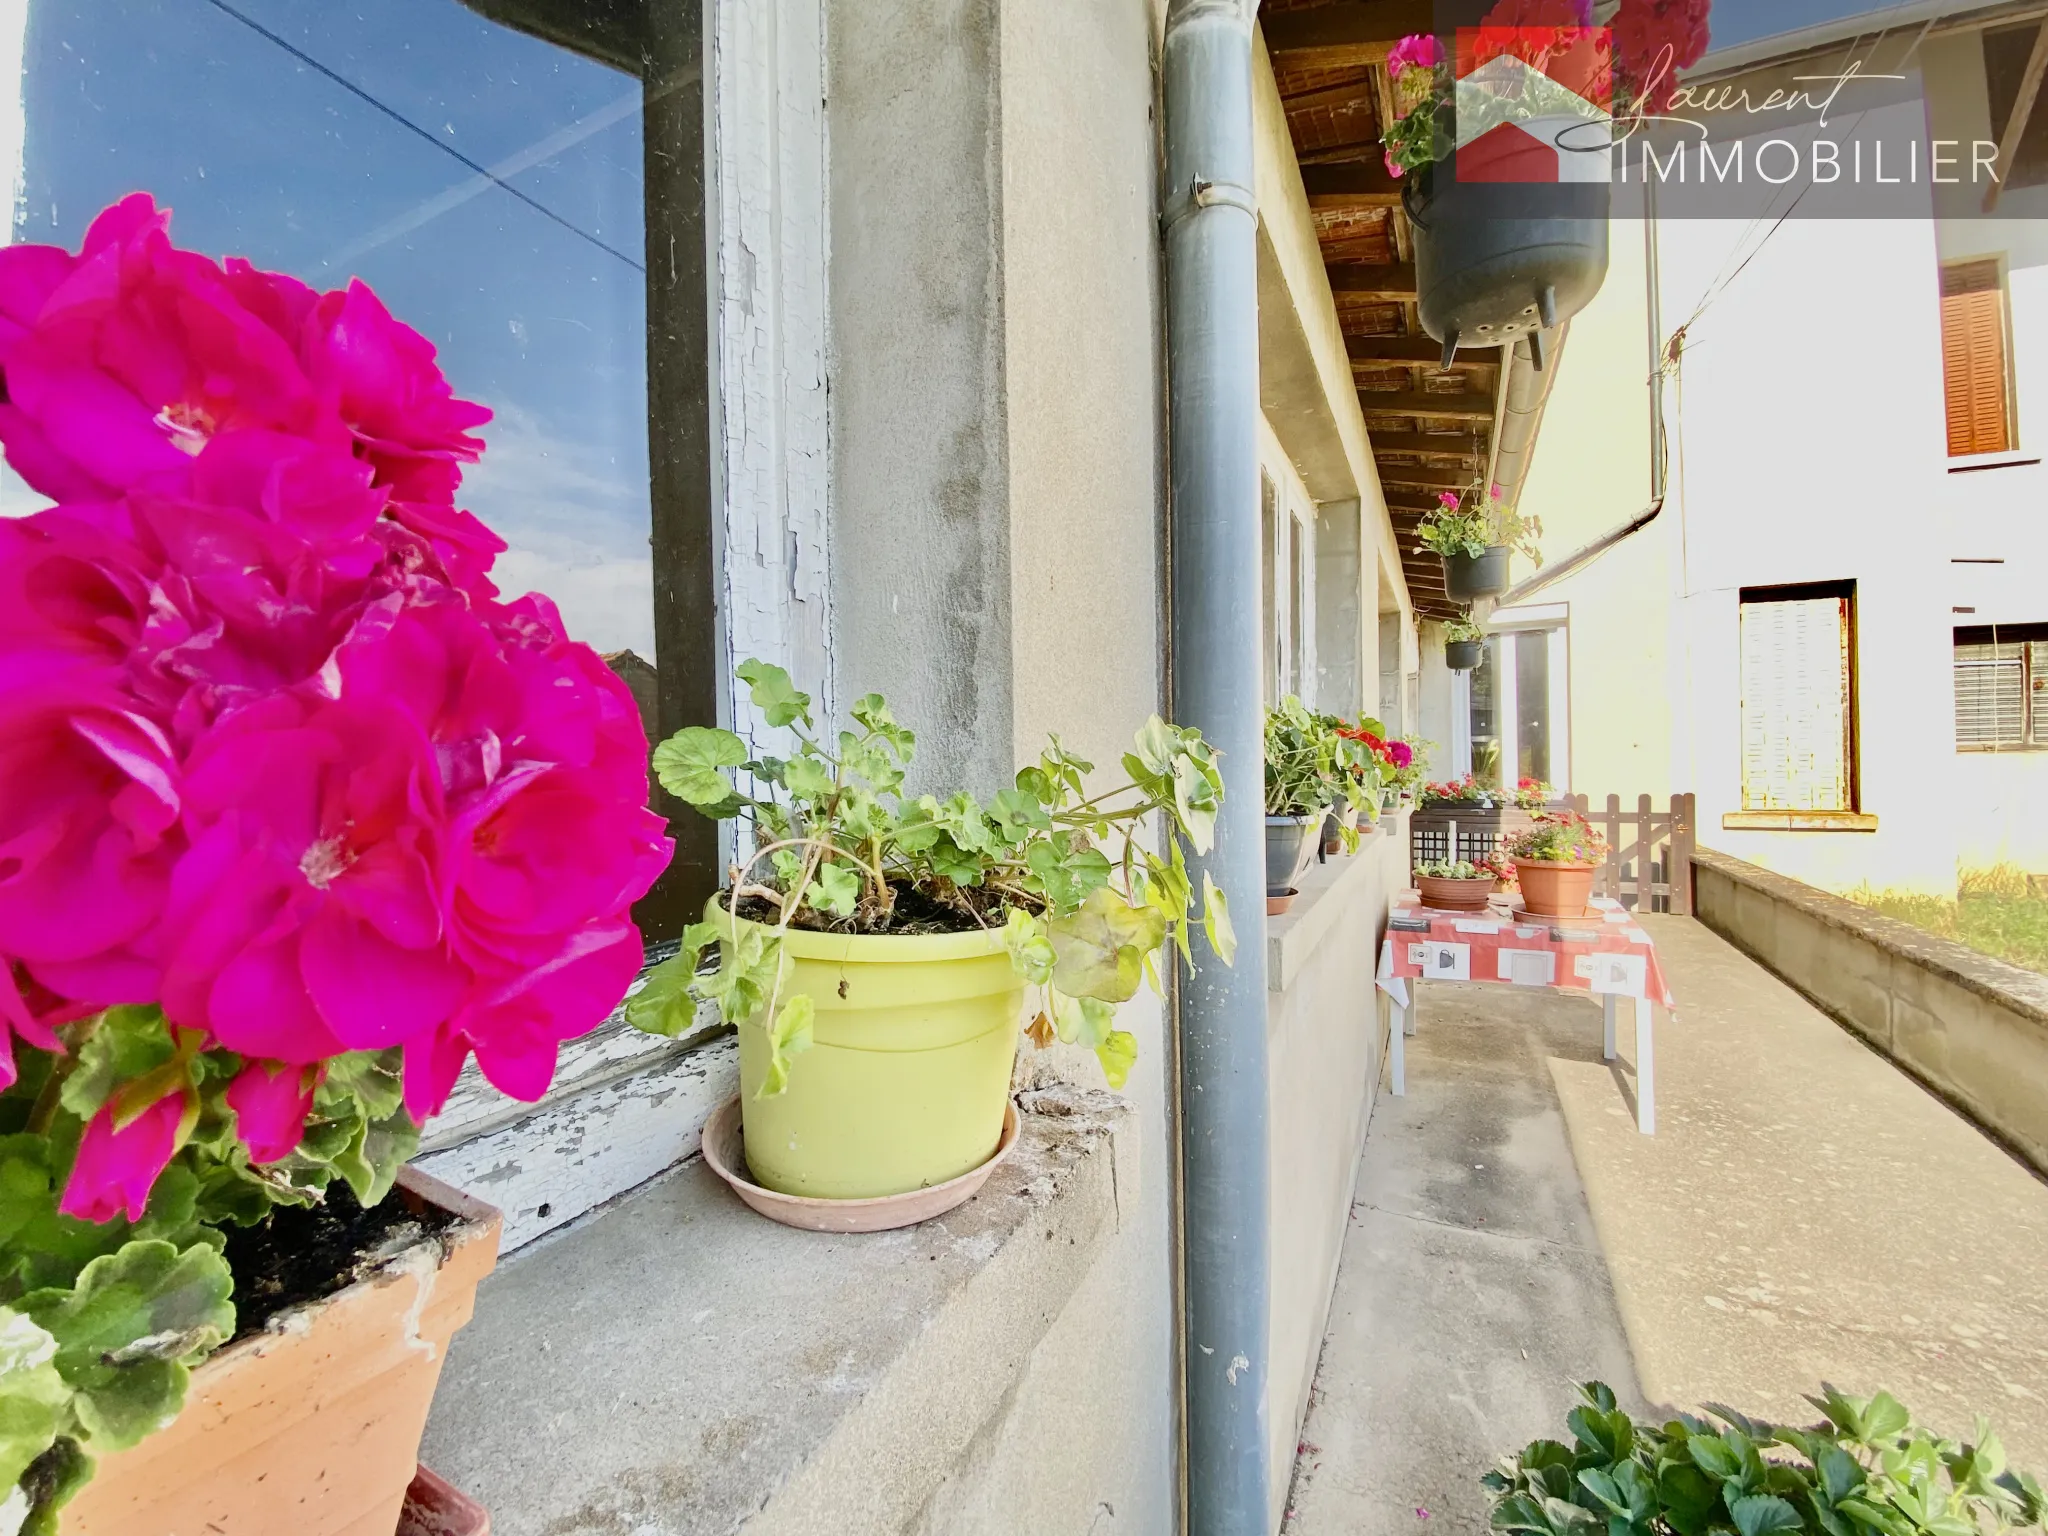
xmin=1453 ymin=26 xmax=1614 ymax=184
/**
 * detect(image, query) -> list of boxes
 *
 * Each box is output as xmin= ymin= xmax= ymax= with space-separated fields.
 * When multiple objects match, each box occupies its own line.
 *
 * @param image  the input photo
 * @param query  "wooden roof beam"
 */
xmin=1327 ymin=262 xmax=1418 ymax=300
xmin=1376 ymin=464 xmax=1472 ymax=490
xmin=1347 ymin=334 xmax=1502 ymax=366
xmin=1366 ymin=430 xmax=1488 ymax=457
xmin=1302 ymin=160 xmax=1404 ymax=211
xmin=1263 ymin=1 xmax=1437 ymax=67
xmin=1358 ymin=388 xmax=1497 ymax=419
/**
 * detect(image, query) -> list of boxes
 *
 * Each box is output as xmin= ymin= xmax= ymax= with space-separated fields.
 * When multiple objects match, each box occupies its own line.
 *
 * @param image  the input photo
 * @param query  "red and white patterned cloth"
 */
xmin=1374 ymin=894 xmax=1676 ymax=1009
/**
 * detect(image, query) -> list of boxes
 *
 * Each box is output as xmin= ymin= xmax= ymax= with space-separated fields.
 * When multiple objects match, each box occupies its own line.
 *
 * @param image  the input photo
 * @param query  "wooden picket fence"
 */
xmin=1408 ymin=793 xmax=1696 ymax=915
xmin=1563 ymin=793 xmax=1697 ymax=916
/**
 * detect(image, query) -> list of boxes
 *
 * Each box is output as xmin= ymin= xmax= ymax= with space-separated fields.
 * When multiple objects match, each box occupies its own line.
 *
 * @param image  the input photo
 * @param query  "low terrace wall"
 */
xmin=1692 ymin=847 xmax=2048 ymax=1177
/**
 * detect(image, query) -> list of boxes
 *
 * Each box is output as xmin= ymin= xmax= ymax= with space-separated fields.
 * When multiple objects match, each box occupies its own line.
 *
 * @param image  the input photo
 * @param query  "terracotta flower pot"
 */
xmin=1417 ymin=874 xmax=1496 ymax=913
xmin=64 ymin=1167 xmax=501 ymax=1536
xmin=1513 ymin=860 xmax=1597 ymax=917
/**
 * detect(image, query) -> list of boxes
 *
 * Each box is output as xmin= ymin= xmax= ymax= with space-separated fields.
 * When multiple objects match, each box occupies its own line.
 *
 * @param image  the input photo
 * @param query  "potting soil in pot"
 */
xmin=221 ymin=1184 xmax=460 ymax=1339
xmin=733 ymin=878 xmax=1012 ymax=936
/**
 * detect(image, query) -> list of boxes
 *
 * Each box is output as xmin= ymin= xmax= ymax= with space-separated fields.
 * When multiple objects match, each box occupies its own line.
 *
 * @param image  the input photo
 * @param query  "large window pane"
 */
xmin=7 ymin=0 xmax=652 ymax=664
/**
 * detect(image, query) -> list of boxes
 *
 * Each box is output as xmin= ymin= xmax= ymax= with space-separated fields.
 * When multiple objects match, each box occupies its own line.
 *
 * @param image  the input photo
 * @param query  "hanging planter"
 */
xmin=1443 ymin=616 xmax=1488 ymax=673
xmin=1404 ymin=169 xmax=1610 ymax=367
xmin=1417 ymin=489 xmax=1539 ymax=604
xmin=1443 ymin=545 xmax=1512 ymax=601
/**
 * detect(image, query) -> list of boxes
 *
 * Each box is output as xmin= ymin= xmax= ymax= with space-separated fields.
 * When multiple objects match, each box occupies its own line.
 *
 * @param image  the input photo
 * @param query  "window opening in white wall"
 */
xmin=1738 ymin=582 xmax=1859 ymax=812
xmin=1955 ymin=624 xmax=2048 ymax=749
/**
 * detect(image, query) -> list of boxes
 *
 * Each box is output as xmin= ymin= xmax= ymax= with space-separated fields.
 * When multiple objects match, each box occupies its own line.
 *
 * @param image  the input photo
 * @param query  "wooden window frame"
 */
xmin=1732 ymin=581 xmax=1865 ymax=827
xmin=1940 ymin=257 xmax=2018 ymax=460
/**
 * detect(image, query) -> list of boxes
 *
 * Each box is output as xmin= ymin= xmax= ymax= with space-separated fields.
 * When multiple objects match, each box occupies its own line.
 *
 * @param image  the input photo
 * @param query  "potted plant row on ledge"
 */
xmin=1263 ymin=698 xmax=1387 ymax=915
xmin=1416 ymin=486 xmax=1542 ymax=603
xmin=1487 ymin=1381 xmax=2042 ymax=1536
xmin=0 ymin=197 xmax=671 ymax=1533
xmin=625 ymin=662 xmax=1235 ymax=1229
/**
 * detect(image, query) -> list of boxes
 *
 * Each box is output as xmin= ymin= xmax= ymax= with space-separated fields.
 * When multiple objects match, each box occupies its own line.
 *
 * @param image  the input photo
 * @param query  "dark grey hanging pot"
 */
xmin=1404 ymin=166 xmax=1610 ymax=369
xmin=1442 ymin=545 xmax=1511 ymax=601
xmin=1444 ymin=639 xmax=1485 ymax=672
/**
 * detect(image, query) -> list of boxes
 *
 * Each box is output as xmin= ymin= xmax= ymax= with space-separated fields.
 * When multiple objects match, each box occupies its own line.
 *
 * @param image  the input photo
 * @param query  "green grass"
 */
xmin=1845 ymin=865 xmax=2048 ymax=976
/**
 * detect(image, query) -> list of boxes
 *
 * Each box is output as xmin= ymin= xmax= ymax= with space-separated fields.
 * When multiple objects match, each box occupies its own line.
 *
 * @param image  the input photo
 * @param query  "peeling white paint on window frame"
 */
xmin=710 ymin=0 xmax=834 ymax=745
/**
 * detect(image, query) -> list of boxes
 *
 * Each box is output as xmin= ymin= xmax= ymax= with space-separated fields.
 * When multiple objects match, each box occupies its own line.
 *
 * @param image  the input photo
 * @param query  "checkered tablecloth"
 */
xmin=1374 ymin=895 xmax=1675 ymax=1009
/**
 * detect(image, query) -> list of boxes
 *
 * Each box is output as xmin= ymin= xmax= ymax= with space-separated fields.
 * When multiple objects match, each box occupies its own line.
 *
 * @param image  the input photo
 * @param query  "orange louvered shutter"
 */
xmin=1940 ymin=261 xmax=2013 ymax=457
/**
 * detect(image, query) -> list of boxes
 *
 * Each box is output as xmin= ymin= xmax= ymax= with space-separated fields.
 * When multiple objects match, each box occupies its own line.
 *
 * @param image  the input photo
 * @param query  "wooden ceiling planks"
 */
xmin=1271 ymin=0 xmax=1497 ymax=620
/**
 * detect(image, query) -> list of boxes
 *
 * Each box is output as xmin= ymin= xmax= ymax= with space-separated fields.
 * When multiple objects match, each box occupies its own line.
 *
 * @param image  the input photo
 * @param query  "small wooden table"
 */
xmin=1374 ymin=895 xmax=1675 ymax=1134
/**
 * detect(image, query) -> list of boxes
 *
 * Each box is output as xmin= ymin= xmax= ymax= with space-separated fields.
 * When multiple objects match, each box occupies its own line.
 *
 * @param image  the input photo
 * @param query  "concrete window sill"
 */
xmin=1268 ymin=815 xmax=1402 ymax=992
xmin=420 ymin=1085 xmax=1135 ymax=1536
xmin=1721 ymin=810 xmax=1879 ymax=833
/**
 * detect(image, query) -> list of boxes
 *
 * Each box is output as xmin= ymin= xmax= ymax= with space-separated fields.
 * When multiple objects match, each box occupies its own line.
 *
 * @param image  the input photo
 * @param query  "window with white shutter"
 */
xmin=1739 ymin=585 xmax=1858 ymax=812
xmin=1940 ymin=260 xmax=2015 ymax=458
xmin=1954 ymin=625 xmax=2048 ymax=750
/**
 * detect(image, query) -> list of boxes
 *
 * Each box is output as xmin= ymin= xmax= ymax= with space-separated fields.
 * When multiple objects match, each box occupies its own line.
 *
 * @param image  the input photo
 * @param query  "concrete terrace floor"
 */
xmin=1283 ymin=914 xmax=2048 ymax=1536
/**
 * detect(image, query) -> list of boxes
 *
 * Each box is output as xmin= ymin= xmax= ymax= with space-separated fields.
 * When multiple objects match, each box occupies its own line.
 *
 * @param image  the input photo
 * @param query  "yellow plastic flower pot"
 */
xmin=734 ymin=918 xmax=1024 ymax=1200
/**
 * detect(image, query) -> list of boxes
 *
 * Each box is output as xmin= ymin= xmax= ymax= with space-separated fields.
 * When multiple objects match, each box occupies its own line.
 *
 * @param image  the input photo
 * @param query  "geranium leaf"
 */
xmin=624 ymin=953 xmax=700 ymax=1038
xmin=807 ymin=861 xmax=860 ymax=917
xmin=652 ymin=727 xmax=749 ymax=807
xmin=1047 ymin=888 xmax=1167 ymax=1003
xmin=58 ymin=1008 xmax=174 ymax=1124
xmin=22 ymin=1239 xmax=233 ymax=1453
xmin=1094 ymin=1030 xmax=1138 ymax=1090
xmin=736 ymin=659 xmax=809 ymax=728
xmin=1202 ymin=874 xmax=1237 ymax=966
xmin=756 ymin=995 xmax=816 ymax=1099
xmin=1002 ymin=911 xmax=1056 ymax=987
xmin=0 ymin=1309 xmax=67 ymax=1489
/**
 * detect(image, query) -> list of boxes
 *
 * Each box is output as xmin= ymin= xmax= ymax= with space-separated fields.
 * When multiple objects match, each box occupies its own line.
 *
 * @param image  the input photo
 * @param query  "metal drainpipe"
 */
xmin=1162 ymin=2 xmax=1272 ymax=1533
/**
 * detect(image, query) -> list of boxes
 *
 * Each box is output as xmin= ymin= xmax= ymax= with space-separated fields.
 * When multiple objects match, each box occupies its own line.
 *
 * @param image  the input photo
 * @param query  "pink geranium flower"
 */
xmin=0 ymin=198 xmax=333 ymax=504
xmin=60 ymin=1090 xmax=189 ymax=1223
xmin=402 ymin=918 xmax=647 ymax=1121
xmin=1387 ymin=33 xmax=1444 ymax=78
xmin=293 ymin=280 xmax=492 ymax=508
xmin=225 ymin=1060 xmax=318 ymax=1164
xmin=0 ymin=656 xmax=180 ymax=1008
xmin=0 ymin=196 xmax=670 ymax=1224
xmin=159 ymin=693 xmax=467 ymax=1062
